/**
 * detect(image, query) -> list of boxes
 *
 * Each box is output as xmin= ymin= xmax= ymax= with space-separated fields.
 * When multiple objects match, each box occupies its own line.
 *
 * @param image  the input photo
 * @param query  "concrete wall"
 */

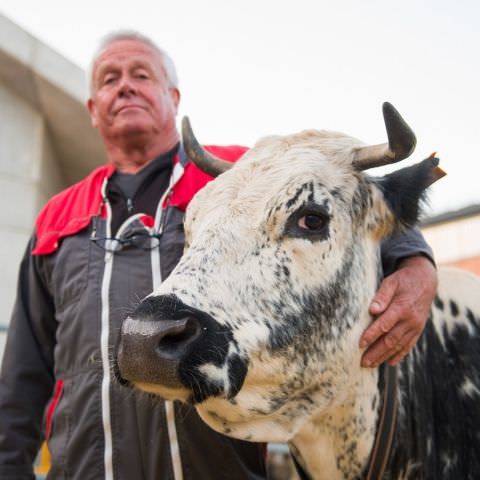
xmin=0 ymin=13 xmax=107 ymax=366
xmin=0 ymin=83 xmax=65 ymax=353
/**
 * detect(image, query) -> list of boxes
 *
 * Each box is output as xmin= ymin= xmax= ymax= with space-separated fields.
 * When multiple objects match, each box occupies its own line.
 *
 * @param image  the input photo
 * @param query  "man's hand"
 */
xmin=359 ymin=256 xmax=437 ymax=367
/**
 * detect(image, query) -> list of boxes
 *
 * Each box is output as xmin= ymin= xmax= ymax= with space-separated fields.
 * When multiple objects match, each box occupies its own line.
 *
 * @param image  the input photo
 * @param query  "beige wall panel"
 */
xmin=0 ymin=333 xmax=6 ymax=366
xmin=422 ymin=216 xmax=480 ymax=264
xmin=0 ymin=228 xmax=26 ymax=362
xmin=0 ymin=228 xmax=32 ymax=337
xmin=37 ymin=126 xmax=66 ymax=205
xmin=0 ymin=177 xmax=38 ymax=231
xmin=0 ymin=83 xmax=42 ymax=181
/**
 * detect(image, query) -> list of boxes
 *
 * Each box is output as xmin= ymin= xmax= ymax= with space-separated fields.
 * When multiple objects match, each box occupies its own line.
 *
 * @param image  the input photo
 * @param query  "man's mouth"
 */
xmin=116 ymin=105 xmax=145 ymax=114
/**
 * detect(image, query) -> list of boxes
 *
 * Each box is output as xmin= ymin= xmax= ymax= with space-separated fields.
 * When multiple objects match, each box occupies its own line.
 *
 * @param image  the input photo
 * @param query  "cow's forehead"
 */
xmin=188 ymin=130 xmax=366 ymax=226
xmin=243 ymin=129 xmax=364 ymax=183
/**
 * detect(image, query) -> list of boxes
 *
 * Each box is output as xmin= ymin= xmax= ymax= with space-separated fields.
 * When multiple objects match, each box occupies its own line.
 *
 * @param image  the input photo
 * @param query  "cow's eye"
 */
xmin=284 ymin=204 xmax=330 ymax=241
xmin=298 ymin=214 xmax=326 ymax=231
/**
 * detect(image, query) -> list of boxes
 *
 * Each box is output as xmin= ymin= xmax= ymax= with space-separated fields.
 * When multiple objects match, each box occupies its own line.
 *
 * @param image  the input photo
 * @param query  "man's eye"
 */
xmin=297 ymin=214 xmax=326 ymax=231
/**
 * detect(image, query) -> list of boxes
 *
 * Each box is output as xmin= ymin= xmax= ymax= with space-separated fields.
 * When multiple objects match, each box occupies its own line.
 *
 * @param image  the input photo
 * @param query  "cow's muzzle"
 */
xmin=116 ymin=294 xmax=247 ymax=403
xmin=117 ymin=314 xmax=202 ymax=389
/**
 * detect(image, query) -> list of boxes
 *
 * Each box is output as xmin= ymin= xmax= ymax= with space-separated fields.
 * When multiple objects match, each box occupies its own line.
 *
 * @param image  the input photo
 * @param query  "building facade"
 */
xmin=421 ymin=204 xmax=480 ymax=276
xmin=0 ymin=13 xmax=106 ymax=355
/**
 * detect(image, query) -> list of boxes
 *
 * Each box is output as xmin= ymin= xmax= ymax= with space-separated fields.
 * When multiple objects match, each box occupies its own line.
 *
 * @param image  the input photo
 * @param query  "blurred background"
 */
xmin=0 ymin=2 xmax=478 ymax=477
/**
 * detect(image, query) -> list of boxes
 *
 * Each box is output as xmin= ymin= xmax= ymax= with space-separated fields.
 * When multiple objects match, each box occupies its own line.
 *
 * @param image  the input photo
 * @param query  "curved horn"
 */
xmin=353 ymin=102 xmax=417 ymax=170
xmin=181 ymin=116 xmax=233 ymax=177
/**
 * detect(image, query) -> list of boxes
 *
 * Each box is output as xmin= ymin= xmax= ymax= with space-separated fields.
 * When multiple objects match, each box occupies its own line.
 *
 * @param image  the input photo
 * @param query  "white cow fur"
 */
xmin=126 ymin=129 xmax=479 ymax=479
xmin=146 ymin=130 xmax=397 ymax=479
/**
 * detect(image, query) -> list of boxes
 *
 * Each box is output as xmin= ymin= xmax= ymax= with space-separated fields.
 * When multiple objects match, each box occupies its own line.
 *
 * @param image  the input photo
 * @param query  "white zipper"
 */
xmin=152 ymin=160 xmax=185 ymax=480
xmin=99 ymin=160 xmax=186 ymax=480
xmin=99 ymin=185 xmax=115 ymax=480
xmin=100 ymin=203 xmax=146 ymax=480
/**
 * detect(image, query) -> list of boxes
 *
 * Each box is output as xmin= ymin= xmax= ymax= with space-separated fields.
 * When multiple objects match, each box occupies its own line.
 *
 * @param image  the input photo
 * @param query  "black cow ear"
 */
xmin=376 ymin=154 xmax=446 ymax=227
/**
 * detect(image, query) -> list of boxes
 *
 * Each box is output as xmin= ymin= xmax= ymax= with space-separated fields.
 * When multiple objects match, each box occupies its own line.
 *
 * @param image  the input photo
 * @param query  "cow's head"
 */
xmin=117 ymin=103 xmax=443 ymax=442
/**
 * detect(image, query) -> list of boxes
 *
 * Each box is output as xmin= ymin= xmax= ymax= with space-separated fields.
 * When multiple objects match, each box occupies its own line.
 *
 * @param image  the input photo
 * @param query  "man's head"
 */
xmin=87 ymin=30 xmax=180 ymax=160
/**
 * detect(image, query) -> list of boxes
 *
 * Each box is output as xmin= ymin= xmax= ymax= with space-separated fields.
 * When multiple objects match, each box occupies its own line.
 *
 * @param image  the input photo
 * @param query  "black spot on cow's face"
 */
xmin=466 ymin=308 xmax=477 ymax=329
xmin=450 ymin=300 xmax=459 ymax=317
xmin=434 ymin=295 xmax=445 ymax=311
xmin=285 ymin=182 xmax=311 ymax=209
xmin=227 ymin=354 xmax=249 ymax=399
xmin=350 ymin=177 xmax=372 ymax=226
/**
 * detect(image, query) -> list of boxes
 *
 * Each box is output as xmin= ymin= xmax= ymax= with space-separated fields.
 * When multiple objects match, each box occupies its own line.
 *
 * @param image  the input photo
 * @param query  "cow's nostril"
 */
xmin=156 ymin=317 xmax=201 ymax=360
xmin=118 ymin=315 xmax=204 ymax=388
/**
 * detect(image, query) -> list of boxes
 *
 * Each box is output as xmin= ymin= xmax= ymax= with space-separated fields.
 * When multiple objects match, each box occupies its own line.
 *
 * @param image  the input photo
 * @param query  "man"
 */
xmin=0 ymin=30 xmax=436 ymax=479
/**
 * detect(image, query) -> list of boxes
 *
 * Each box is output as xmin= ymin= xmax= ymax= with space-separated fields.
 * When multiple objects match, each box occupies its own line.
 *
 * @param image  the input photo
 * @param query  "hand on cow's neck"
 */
xmin=105 ymin=129 xmax=179 ymax=174
xmin=290 ymin=367 xmax=380 ymax=480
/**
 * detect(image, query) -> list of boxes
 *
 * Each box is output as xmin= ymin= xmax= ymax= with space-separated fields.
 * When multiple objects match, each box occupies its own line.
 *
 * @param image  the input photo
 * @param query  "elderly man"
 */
xmin=0 ymin=30 xmax=436 ymax=479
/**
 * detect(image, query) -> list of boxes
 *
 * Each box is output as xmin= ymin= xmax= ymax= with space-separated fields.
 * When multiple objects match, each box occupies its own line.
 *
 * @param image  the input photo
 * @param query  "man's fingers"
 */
xmin=387 ymin=350 xmax=407 ymax=366
xmin=360 ymin=309 xmax=399 ymax=349
xmin=361 ymin=326 xmax=415 ymax=367
xmin=387 ymin=333 xmax=420 ymax=366
xmin=361 ymin=255 xmax=436 ymax=367
xmin=361 ymin=339 xmax=396 ymax=368
xmin=361 ymin=276 xmax=400 ymax=349
xmin=369 ymin=275 xmax=398 ymax=316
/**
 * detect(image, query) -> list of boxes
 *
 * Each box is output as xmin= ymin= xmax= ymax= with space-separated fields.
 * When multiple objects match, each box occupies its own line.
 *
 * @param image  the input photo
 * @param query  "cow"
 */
xmin=117 ymin=103 xmax=480 ymax=479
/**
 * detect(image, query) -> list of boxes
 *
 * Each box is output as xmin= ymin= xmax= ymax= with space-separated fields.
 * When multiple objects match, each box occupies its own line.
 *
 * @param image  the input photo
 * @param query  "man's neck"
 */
xmin=106 ymin=134 xmax=179 ymax=174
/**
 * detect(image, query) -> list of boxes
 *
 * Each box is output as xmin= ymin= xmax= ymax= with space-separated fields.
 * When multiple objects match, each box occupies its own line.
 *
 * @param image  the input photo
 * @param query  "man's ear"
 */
xmin=376 ymin=154 xmax=446 ymax=228
xmin=87 ymin=98 xmax=98 ymax=129
xmin=169 ymin=87 xmax=180 ymax=114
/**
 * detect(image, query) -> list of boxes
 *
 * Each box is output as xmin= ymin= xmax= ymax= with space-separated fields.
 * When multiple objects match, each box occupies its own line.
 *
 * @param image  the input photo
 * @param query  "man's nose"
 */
xmin=117 ymin=76 xmax=137 ymax=97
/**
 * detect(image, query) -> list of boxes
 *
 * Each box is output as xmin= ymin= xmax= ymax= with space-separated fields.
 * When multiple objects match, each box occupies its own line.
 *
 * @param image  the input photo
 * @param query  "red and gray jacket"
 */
xmin=0 ymin=145 xmax=267 ymax=480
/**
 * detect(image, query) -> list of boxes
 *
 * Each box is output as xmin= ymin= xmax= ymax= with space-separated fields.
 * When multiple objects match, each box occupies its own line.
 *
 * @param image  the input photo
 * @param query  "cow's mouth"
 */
xmin=192 ymin=394 xmax=297 ymax=443
xmin=131 ymin=381 xmax=192 ymax=403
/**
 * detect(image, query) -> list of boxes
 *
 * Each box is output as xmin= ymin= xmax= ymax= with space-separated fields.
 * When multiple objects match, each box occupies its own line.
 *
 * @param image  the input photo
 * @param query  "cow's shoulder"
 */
xmin=432 ymin=267 xmax=480 ymax=335
xmin=392 ymin=268 xmax=480 ymax=477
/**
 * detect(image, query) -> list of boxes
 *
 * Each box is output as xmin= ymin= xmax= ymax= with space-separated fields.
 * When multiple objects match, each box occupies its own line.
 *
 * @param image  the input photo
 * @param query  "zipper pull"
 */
xmin=127 ymin=198 xmax=133 ymax=213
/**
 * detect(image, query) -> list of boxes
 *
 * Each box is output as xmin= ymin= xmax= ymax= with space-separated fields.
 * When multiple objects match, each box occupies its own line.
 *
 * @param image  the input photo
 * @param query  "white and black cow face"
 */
xmin=118 ymin=127 xmax=441 ymax=442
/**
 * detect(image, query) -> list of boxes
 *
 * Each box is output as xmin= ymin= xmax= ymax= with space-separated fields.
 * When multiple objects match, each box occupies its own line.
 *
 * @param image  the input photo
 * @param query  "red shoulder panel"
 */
xmin=168 ymin=145 xmax=248 ymax=211
xmin=32 ymin=164 xmax=115 ymax=255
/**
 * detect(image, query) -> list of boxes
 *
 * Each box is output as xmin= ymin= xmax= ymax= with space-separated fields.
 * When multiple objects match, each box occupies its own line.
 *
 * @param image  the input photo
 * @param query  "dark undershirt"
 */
xmin=107 ymin=144 xmax=178 ymax=236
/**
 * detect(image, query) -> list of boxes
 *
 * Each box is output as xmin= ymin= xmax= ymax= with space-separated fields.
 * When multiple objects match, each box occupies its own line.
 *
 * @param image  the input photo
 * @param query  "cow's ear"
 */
xmin=375 ymin=155 xmax=445 ymax=229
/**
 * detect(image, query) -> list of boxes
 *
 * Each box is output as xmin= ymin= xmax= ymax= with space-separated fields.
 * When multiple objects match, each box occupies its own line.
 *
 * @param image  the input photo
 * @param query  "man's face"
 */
xmin=87 ymin=39 xmax=179 ymax=146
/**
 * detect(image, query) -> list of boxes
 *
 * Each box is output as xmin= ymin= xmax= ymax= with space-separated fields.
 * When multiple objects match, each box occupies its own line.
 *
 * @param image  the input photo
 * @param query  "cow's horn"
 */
xmin=181 ymin=116 xmax=233 ymax=177
xmin=353 ymin=102 xmax=417 ymax=170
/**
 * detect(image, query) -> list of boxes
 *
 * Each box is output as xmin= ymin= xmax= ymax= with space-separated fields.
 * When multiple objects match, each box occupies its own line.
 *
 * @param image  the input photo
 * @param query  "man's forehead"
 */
xmin=93 ymin=39 xmax=162 ymax=72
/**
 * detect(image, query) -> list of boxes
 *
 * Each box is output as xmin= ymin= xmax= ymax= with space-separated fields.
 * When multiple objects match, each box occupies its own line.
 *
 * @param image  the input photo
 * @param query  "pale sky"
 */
xmin=1 ymin=0 xmax=479 ymax=215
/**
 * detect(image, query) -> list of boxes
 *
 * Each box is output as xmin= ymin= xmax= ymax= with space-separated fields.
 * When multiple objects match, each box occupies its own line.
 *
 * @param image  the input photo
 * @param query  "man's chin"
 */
xmin=110 ymin=123 xmax=154 ymax=146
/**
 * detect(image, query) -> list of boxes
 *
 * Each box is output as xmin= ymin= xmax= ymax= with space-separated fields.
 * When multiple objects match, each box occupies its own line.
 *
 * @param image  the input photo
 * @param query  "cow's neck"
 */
xmin=289 ymin=241 xmax=384 ymax=479
xmin=290 ymin=365 xmax=380 ymax=480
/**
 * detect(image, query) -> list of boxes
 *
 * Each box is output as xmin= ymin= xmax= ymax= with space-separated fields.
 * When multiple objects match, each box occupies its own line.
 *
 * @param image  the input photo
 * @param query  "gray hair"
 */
xmin=88 ymin=29 xmax=179 ymax=94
